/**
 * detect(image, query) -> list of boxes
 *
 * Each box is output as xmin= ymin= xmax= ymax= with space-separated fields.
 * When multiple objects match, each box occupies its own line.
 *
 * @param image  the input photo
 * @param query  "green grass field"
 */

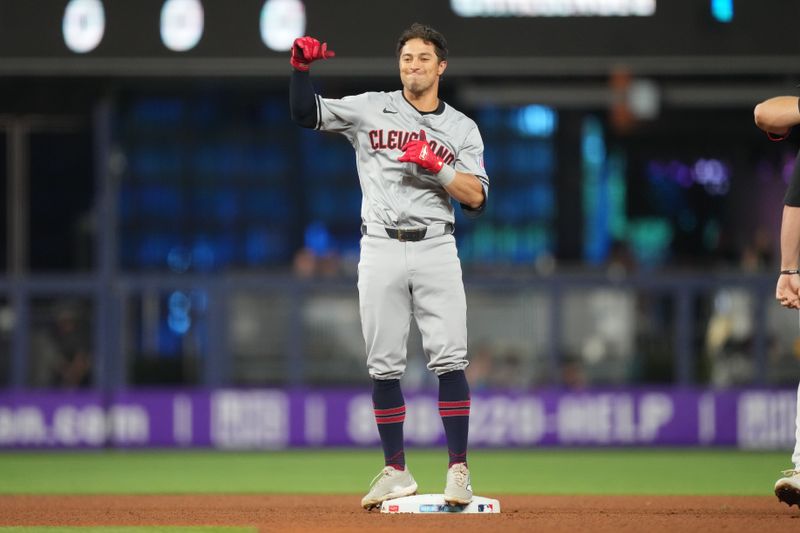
xmin=0 ymin=448 xmax=788 ymax=496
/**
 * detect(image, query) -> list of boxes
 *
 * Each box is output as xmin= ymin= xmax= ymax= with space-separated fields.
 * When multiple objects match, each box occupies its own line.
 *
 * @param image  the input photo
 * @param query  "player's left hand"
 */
xmin=399 ymin=130 xmax=445 ymax=174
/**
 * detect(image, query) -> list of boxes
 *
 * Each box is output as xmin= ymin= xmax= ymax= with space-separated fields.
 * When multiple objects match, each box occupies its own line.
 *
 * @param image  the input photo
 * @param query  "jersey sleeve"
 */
xmin=455 ymin=124 xmax=490 ymax=218
xmin=316 ymin=93 xmax=370 ymax=135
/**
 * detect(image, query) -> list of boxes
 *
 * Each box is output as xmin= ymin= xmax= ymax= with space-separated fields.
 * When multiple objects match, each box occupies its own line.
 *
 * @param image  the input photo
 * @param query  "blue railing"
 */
xmin=0 ymin=271 xmax=782 ymax=390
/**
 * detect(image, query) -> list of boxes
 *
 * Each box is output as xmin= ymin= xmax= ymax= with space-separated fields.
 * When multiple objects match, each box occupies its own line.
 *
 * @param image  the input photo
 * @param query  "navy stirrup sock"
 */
xmin=372 ymin=378 xmax=406 ymax=470
xmin=438 ymin=369 xmax=471 ymax=467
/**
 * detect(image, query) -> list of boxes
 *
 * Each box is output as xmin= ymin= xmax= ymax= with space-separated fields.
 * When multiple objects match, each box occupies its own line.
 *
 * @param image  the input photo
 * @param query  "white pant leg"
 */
xmin=407 ymin=235 xmax=469 ymax=375
xmin=793 ymin=381 xmax=800 ymax=469
xmin=358 ymin=235 xmax=412 ymax=380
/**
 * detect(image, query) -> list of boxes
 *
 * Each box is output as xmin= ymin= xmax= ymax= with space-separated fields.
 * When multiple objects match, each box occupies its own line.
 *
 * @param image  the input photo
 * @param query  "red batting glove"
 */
xmin=398 ymin=130 xmax=445 ymax=173
xmin=291 ymin=36 xmax=336 ymax=72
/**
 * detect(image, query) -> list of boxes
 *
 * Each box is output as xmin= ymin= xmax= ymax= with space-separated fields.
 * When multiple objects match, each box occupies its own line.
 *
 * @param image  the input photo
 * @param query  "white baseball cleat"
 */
xmin=444 ymin=462 xmax=473 ymax=505
xmin=361 ymin=466 xmax=418 ymax=510
xmin=775 ymin=469 xmax=800 ymax=508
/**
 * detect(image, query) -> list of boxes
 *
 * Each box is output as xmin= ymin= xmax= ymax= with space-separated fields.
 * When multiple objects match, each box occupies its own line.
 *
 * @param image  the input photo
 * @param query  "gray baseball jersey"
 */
xmin=315 ymin=90 xmax=489 ymax=227
xmin=313 ymin=89 xmax=489 ymax=380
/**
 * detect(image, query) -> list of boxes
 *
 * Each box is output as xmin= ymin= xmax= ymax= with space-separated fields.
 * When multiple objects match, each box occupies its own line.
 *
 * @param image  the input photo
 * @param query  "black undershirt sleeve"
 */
xmin=785 ymin=149 xmax=800 ymax=206
xmin=290 ymin=70 xmax=318 ymax=129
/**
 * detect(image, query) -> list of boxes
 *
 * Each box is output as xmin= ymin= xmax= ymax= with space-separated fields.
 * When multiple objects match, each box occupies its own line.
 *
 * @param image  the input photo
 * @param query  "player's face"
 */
xmin=399 ymin=38 xmax=447 ymax=96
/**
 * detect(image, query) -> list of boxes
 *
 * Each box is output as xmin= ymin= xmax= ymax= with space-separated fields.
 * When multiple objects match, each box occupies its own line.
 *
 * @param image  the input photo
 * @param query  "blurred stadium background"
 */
xmin=0 ymin=0 xmax=798 ymax=454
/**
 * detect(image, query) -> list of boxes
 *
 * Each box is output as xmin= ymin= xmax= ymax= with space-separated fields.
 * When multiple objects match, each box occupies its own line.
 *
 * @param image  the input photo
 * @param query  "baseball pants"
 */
xmin=357 ymin=233 xmax=469 ymax=380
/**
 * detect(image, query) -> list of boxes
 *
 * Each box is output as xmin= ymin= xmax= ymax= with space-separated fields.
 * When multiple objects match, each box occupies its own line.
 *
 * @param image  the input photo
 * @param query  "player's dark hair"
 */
xmin=396 ymin=23 xmax=448 ymax=62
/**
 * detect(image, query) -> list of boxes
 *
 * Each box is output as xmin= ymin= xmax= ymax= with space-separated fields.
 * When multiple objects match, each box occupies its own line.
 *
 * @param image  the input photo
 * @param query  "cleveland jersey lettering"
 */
xmin=315 ymin=90 xmax=489 ymax=228
xmin=367 ymin=129 xmax=456 ymax=165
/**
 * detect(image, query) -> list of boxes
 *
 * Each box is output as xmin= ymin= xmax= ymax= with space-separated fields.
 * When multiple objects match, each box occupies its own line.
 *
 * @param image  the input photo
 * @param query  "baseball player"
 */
xmin=754 ymin=94 xmax=800 ymax=507
xmin=289 ymin=23 xmax=489 ymax=510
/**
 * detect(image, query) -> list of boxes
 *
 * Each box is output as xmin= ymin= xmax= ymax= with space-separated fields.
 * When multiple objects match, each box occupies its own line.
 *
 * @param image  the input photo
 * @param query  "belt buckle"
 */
xmin=396 ymin=228 xmax=409 ymax=242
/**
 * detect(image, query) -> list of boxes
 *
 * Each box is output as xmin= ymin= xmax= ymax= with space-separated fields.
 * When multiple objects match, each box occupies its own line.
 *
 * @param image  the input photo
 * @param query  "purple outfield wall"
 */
xmin=0 ymin=388 xmax=795 ymax=449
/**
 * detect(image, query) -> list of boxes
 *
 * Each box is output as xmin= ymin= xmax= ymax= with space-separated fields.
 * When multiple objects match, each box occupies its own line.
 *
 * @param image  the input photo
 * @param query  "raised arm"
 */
xmin=289 ymin=36 xmax=335 ymax=129
xmin=290 ymin=70 xmax=317 ymax=128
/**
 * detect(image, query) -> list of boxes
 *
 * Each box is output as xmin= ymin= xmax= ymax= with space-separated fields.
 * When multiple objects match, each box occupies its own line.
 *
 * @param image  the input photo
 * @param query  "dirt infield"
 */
xmin=0 ymin=494 xmax=796 ymax=532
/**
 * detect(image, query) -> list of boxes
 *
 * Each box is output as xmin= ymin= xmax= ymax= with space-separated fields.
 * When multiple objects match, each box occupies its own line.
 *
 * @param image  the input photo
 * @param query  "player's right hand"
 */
xmin=776 ymin=273 xmax=800 ymax=309
xmin=399 ymin=130 xmax=445 ymax=174
xmin=291 ymin=36 xmax=335 ymax=72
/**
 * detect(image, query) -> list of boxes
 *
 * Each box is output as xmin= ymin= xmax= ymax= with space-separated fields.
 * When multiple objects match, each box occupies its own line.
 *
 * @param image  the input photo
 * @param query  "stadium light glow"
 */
xmin=450 ymin=0 xmax=656 ymax=17
xmin=711 ymin=0 xmax=733 ymax=23
xmin=62 ymin=0 xmax=106 ymax=54
xmin=515 ymin=105 xmax=557 ymax=137
xmin=260 ymin=0 xmax=306 ymax=52
xmin=161 ymin=0 xmax=205 ymax=52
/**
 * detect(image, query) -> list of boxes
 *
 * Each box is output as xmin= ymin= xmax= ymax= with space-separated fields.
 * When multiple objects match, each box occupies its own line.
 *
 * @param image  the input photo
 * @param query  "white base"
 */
xmin=380 ymin=494 xmax=501 ymax=514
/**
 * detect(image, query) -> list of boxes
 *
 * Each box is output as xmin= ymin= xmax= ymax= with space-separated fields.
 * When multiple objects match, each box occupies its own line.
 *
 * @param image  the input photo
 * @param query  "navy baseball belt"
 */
xmin=361 ymin=222 xmax=454 ymax=242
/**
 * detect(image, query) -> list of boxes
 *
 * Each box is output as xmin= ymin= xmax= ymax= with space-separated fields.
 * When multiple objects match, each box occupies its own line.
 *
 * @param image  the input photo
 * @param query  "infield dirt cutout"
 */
xmin=0 ymin=494 xmax=797 ymax=532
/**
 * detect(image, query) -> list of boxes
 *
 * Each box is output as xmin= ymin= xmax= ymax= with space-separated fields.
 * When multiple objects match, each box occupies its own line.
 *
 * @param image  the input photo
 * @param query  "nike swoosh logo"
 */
xmin=382 ymin=108 xmax=398 ymax=114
